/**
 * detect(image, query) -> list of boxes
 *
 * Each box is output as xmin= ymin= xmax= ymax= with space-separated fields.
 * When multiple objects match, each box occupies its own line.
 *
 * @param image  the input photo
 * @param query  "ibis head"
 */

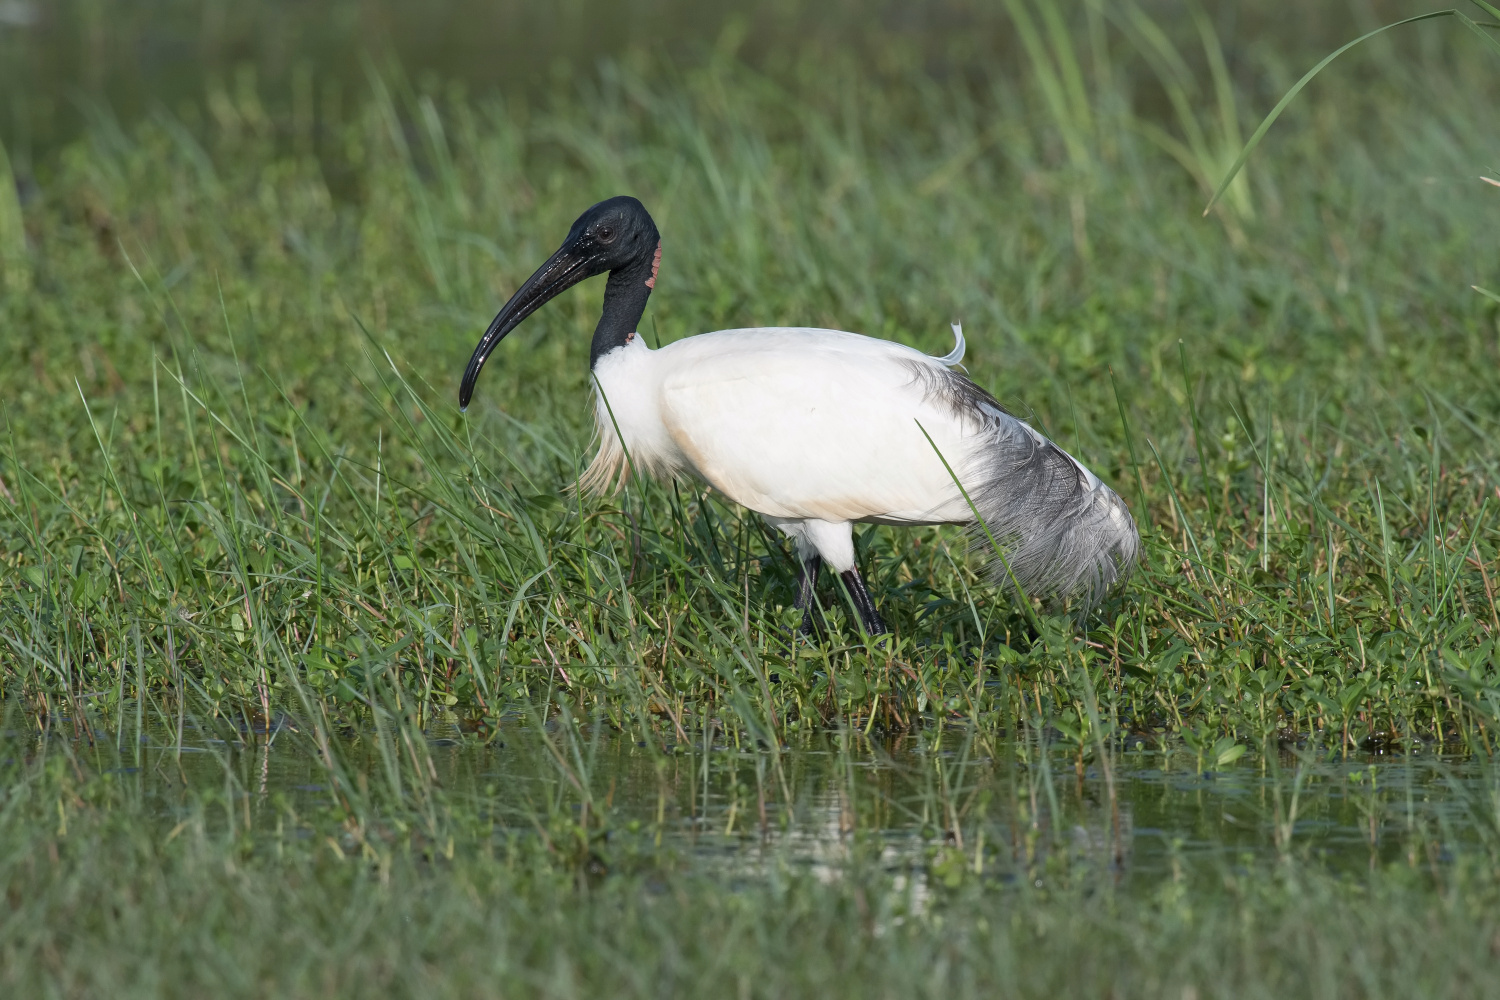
xmin=460 ymin=196 xmax=660 ymax=409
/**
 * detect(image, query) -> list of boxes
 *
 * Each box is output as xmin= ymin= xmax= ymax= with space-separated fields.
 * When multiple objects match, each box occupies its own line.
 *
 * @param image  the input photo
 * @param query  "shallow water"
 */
xmin=34 ymin=715 xmax=1500 ymax=890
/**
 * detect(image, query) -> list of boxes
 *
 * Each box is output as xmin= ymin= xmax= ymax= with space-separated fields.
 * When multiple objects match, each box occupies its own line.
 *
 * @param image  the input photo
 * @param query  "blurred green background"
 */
xmin=0 ymin=0 xmax=1464 ymax=169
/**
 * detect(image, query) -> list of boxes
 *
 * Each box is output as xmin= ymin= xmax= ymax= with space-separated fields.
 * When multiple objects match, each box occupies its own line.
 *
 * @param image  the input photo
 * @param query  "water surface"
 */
xmin=45 ymin=716 xmax=1500 ymax=892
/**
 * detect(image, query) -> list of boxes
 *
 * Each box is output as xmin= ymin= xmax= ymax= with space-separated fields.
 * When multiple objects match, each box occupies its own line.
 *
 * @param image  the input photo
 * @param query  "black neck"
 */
xmin=589 ymin=256 xmax=655 ymax=367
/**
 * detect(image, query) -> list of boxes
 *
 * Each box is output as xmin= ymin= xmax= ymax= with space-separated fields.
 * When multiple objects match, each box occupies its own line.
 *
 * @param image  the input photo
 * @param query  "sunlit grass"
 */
xmin=5 ymin=17 xmax=1498 ymax=755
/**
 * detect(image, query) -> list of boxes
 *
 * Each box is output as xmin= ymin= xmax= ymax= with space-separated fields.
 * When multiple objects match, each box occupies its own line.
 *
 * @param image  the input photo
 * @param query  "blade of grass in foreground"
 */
xmin=1205 ymin=6 xmax=1500 ymax=215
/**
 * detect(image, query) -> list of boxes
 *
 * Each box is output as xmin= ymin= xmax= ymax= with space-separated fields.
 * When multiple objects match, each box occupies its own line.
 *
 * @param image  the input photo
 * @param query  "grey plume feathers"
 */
xmin=908 ymin=362 xmax=1139 ymax=610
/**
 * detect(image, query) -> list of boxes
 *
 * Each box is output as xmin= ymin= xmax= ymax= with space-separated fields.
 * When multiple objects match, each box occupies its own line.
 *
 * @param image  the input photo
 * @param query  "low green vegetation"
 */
xmin=3 ymin=6 xmax=1497 ymax=748
xmin=2 ymin=1 xmax=1500 ymax=995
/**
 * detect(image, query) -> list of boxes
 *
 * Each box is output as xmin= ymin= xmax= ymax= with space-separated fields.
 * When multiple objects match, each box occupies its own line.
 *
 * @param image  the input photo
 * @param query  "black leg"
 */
xmin=839 ymin=568 xmax=889 ymax=637
xmin=793 ymin=555 xmax=823 ymax=637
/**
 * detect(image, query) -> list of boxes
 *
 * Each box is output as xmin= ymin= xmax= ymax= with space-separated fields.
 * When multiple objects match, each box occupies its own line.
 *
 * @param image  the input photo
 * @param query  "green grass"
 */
xmin=3 ymin=3 xmax=1500 ymax=993
xmin=4 ymin=10 xmax=1498 ymax=750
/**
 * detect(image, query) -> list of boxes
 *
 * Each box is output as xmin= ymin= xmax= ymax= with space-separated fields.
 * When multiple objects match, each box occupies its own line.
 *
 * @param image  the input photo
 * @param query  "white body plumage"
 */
xmin=585 ymin=326 xmax=1137 ymax=605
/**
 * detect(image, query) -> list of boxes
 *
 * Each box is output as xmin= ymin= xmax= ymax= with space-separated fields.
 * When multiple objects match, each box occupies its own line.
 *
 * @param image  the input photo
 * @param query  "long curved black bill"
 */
xmin=459 ymin=243 xmax=597 ymax=410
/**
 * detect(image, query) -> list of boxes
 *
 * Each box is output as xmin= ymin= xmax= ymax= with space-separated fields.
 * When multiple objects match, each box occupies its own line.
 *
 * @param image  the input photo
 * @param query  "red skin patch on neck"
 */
xmin=645 ymin=241 xmax=661 ymax=289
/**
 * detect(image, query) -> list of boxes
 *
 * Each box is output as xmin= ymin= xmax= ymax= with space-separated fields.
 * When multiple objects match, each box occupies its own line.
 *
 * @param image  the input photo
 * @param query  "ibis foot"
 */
xmin=839 ymin=568 xmax=889 ymax=639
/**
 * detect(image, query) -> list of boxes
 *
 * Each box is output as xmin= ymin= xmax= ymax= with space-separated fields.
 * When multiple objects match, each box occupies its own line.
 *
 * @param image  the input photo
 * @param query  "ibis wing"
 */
xmin=655 ymin=333 xmax=973 ymax=523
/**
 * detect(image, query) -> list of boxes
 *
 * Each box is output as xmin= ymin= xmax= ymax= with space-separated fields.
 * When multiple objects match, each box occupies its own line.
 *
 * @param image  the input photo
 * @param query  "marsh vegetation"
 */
xmin=2 ymin=1 xmax=1500 ymax=995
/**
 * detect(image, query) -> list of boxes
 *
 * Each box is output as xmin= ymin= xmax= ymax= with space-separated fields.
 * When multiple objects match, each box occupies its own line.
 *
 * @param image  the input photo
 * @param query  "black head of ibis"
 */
xmin=460 ymin=196 xmax=660 ymax=409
